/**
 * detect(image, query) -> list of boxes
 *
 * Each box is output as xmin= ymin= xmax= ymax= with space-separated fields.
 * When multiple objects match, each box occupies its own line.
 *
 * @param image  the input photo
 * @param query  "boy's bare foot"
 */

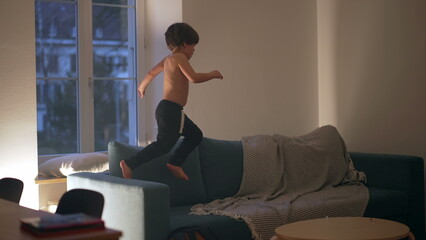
xmin=120 ymin=160 xmax=132 ymax=179
xmin=166 ymin=163 xmax=189 ymax=181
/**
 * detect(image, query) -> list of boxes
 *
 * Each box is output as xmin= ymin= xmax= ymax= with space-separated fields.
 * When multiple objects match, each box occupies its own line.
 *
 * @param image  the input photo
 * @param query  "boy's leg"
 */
xmin=121 ymin=100 xmax=182 ymax=178
xmin=123 ymin=133 xmax=180 ymax=167
xmin=121 ymin=133 xmax=180 ymax=179
xmin=168 ymin=115 xmax=203 ymax=167
xmin=166 ymin=114 xmax=203 ymax=181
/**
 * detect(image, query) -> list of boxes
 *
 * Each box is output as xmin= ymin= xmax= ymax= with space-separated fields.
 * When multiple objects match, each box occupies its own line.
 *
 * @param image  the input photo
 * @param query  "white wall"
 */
xmin=0 ymin=0 xmax=38 ymax=208
xmin=318 ymin=0 xmax=426 ymax=224
xmin=181 ymin=0 xmax=319 ymax=140
xmin=143 ymin=0 xmax=182 ymax=142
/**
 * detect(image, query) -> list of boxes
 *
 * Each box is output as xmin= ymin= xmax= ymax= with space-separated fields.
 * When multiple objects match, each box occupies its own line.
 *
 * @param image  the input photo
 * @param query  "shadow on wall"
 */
xmin=331 ymin=1 xmax=426 ymax=157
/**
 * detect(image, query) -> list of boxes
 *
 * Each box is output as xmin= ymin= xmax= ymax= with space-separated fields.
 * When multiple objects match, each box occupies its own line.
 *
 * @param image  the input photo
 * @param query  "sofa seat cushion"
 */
xmin=198 ymin=138 xmax=244 ymax=201
xmin=108 ymin=141 xmax=207 ymax=206
xmin=170 ymin=205 xmax=252 ymax=240
xmin=363 ymin=187 xmax=408 ymax=219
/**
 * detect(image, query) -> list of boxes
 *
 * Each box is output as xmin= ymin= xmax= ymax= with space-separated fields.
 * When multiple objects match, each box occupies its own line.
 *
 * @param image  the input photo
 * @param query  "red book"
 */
xmin=20 ymin=213 xmax=105 ymax=237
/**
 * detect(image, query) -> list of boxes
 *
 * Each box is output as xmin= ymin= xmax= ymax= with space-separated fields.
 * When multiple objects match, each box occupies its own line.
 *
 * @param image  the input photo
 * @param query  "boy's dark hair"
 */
xmin=165 ymin=23 xmax=199 ymax=50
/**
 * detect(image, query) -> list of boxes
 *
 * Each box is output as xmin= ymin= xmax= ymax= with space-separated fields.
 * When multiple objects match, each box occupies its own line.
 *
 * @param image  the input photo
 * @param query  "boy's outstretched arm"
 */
xmin=176 ymin=54 xmax=223 ymax=83
xmin=138 ymin=58 xmax=165 ymax=98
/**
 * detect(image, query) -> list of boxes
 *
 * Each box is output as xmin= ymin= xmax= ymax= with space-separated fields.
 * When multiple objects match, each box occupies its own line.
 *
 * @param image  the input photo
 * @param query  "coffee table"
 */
xmin=271 ymin=217 xmax=414 ymax=240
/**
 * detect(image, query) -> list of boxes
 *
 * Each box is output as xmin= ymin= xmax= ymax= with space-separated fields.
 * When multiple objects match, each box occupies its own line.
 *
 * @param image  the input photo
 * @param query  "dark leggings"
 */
xmin=124 ymin=99 xmax=203 ymax=170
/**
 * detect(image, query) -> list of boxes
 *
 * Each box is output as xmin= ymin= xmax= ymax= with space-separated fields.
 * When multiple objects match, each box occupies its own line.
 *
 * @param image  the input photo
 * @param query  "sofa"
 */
xmin=67 ymin=137 xmax=425 ymax=240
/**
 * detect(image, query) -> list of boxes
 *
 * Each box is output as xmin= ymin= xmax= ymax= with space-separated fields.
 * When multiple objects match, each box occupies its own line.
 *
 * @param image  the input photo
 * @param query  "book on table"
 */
xmin=20 ymin=212 xmax=105 ymax=236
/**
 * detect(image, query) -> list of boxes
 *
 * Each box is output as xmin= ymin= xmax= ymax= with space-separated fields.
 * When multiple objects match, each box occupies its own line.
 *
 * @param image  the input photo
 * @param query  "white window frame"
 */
xmin=37 ymin=0 xmax=146 ymax=163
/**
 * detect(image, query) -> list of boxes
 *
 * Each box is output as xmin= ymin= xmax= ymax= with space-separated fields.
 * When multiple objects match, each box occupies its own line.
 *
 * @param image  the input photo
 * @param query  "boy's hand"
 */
xmin=138 ymin=85 xmax=146 ymax=98
xmin=211 ymin=70 xmax=223 ymax=80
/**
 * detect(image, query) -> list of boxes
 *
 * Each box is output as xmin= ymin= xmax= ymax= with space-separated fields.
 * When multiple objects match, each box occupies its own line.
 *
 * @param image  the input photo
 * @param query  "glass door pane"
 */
xmin=94 ymin=80 xmax=135 ymax=151
xmin=35 ymin=1 xmax=78 ymax=154
xmin=36 ymin=79 xmax=78 ymax=154
xmin=92 ymin=1 xmax=137 ymax=151
xmin=92 ymin=0 xmax=135 ymax=5
xmin=92 ymin=4 xmax=135 ymax=78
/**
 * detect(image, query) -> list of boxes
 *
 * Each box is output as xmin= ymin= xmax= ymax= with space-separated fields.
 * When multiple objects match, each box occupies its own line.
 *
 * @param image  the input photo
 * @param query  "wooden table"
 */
xmin=0 ymin=199 xmax=122 ymax=240
xmin=272 ymin=217 xmax=414 ymax=240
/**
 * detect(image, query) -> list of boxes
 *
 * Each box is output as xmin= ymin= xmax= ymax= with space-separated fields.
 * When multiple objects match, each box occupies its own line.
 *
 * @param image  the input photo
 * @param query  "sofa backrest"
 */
xmin=107 ymin=138 xmax=245 ymax=206
xmin=108 ymin=140 xmax=207 ymax=207
xmin=198 ymin=138 xmax=244 ymax=201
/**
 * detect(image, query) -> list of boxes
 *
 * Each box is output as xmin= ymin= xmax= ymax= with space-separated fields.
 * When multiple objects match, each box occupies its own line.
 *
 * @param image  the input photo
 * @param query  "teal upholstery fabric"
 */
xmin=170 ymin=205 xmax=251 ymax=240
xmin=364 ymin=187 xmax=408 ymax=218
xmin=108 ymin=141 xmax=207 ymax=206
xmin=68 ymin=172 xmax=170 ymax=240
xmin=350 ymin=152 xmax=425 ymax=240
xmin=198 ymin=138 xmax=244 ymax=201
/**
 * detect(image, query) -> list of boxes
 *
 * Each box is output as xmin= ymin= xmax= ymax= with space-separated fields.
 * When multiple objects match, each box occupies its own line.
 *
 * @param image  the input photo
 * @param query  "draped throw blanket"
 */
xmin=191 ymin=125 xmax=369 ymax=240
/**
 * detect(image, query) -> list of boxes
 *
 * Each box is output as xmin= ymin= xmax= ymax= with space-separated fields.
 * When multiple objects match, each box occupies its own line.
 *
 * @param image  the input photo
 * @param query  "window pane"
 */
xmin=35 ymin=1 xmax=77 ymax=78
xmin=92 ymin=5 xmax=135 ymax=78
xmin=94 ymin=80 xmax=135 ymax=151
xmin=93 ymin=0 xmax=135 ymax=6
xmin=36 ymin=0 xmax=139 ymax=156
xmin=37 ymin=79 xmax=78 ymax=155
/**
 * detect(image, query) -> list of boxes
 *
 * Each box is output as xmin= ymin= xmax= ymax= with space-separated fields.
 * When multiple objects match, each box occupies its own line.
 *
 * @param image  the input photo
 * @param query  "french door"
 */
xmin=35 ymin=0 xmax=143 ymax=154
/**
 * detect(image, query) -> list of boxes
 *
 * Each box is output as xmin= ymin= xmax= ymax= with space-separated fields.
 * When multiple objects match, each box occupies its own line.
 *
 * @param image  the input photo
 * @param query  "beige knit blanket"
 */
xmin=191 ymin=125 xmax=369 ymax=240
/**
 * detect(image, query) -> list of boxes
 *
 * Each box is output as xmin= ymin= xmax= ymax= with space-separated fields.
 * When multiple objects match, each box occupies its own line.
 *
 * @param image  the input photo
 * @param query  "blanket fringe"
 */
xmin=191 ymin=209 xmax=263 ymax=240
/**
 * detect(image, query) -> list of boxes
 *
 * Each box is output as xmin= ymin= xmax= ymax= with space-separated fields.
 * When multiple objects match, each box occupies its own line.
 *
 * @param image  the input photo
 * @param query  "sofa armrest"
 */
xmin=350 ymin=152 xmax=425 ymax=239
xmin=68 ymin=172 xmax=170 ymax=240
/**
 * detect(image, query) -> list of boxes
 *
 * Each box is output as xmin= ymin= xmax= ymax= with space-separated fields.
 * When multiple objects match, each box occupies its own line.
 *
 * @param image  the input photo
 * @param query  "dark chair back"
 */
xmin=0 ymin=178 xmax=24 ymax=203
xmin=56 ymin=188 xmax=104 ymax=218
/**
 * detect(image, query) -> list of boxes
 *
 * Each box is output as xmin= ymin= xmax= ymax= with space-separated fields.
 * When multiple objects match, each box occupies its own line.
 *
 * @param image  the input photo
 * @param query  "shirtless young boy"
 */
xmin=120 ymin=22 xmax=223 ymax=180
